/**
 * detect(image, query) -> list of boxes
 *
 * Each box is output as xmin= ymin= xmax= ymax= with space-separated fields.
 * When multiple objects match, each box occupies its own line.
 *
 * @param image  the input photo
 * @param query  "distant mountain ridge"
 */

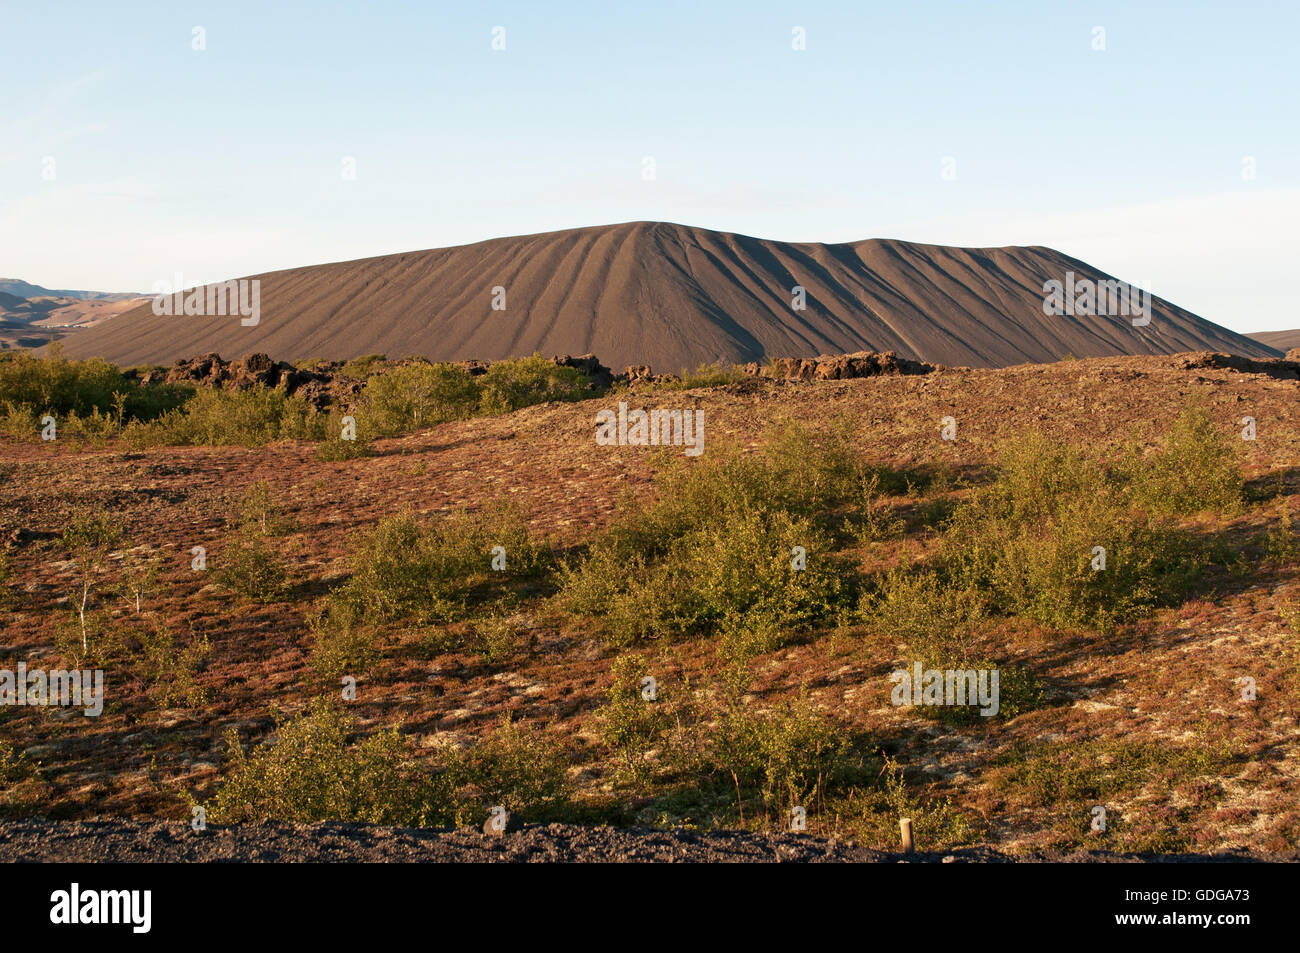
xmin=0 ymin=279 xmax=141 ymax=302
xmin=1247 ymin=329 xmax=1300 ymax=353
xmin=53 ymin=222 xmax=1279 ymax=370
xmin=0 ymin=282 xmax=150 ymax=351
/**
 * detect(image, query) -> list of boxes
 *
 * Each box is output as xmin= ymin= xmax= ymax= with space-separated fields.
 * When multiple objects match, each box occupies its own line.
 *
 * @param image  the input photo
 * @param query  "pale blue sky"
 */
xmin=2 ymin=0 xmax=1296 ymax=332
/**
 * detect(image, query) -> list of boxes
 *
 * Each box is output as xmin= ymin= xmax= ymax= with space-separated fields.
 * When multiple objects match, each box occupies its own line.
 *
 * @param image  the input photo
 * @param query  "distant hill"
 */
xmin=55 ymin=222 xmax=1280 ymax=370
xmin=0 ymin=283 xmax=149 ymax=352
xmin=0 ymin=279 xmax=141 ymax=302
xmin=1247 ymin=329 xmax=1300 ymax=353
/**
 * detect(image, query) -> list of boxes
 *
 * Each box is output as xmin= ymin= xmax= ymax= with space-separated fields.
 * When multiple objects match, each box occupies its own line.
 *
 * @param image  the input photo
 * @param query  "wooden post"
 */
xmin=900 ymin=818 xmax=914 ymax=853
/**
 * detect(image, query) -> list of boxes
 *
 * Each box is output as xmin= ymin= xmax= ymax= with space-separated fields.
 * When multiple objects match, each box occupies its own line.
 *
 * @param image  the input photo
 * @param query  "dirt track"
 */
xmin=1 ymin=821 xmax=1293 ymax=863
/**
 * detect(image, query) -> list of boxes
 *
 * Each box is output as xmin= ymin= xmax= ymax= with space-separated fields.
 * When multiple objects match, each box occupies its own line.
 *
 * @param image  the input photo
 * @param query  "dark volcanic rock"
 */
xmin=743 ymin=350 xmax=936 ymax=381
xmin=165 ymin=352 xmax=339 ymax=409
xmin=158 ymin=352 xmax=620 ymax=410
xmin=0 ymin=820 xmax=1293 ymax=863
xmin=624 ymin=365 xmax=654 ymax=382
xmin=556 ymin=354 xmax=616 ymax=390
xmin=1171 ymin=351 xmax=1300 ymax=381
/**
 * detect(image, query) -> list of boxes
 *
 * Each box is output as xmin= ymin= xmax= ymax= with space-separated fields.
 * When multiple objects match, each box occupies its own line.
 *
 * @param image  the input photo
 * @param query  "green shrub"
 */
xmin=339 ymin=353 xmax=387 ymax=380
xmin=596 ymin=654 xmax=674 ymax=784
xmin=475 ymin=355 xmax=592 ymax=414
xmin=610 ymin=454 xmax=789 ymax=557
xmin=332 ymin=503 xmax=550 ymax=624
xmin=946 ymin=496 xmax=1193 ymax=631
xmin=688 ymin=508 xmax=846 ymax=638
xmin=1127 ymin=404 xmax=1244 ymax=517
xmin=764 ymin=416 xmax=912 ymax=502
xmin=904 ymin=661 xmax=1045 ymax=726
xmin=206 ymin=701 xmax=456 ymax=825
xmin=863 ymin=571 xmax=1046 ymax=723
xmin=0 ymin=401 xmax=38 ymax=441
xmin=992 ymin=736 xmax=1233 ymax=842
xmin=230 ymin=480 xmax=295 ymax=537
xmin=62 ymin=508 xmax=123 ymax=654
xmin=333 ymin=513 xmax=452 ymax=622
xmin=609 ymin=421 xmax=899 ymax=551
xmin=862 ymin=569 xmax=988 ymax=665
xmin=588 ymin=662 xmax=877 ymax=829
xmin=1265 ymin=505 xmax=1300 ymax=565
xmin=315 ymin=431 xmax=374 ymax=461
xmin=53 ymin=608 xmax=119 ymax=669
xmin=216 ymin=523 xmax=289 ymax=603
xmin=657 ymin=362 xmax=748 ymax=390
xmin=470 ymin=614 xmax=523 ymax=664
xmin=565 ymin=506 xmax=846 ymax=647
xmin=454 ymin=717 xmax=571 ymax=821
xmin=125 ymin=386 xmax=328 ymax=448
xmin=212 ymin=482 xmax=293 ymax=602
xmin=560 ymin=424 xmax=893 ymax=648
xmin=0 ymin=549 xmax=12 ymax=609
xmin=1283 ymin=598 xmax=1300 ymax=633
xmin=0 ymin=350 xmax=605 ymax=447
xmin=308 ymin=601 xmax=381 ymax=681
xmin=0 ymin=346 xmax=187 ymax=423
xmin=206 ymin=706 xmax=570 ymax=827
xmin=941 ymin=431 xmax=1204 ymax=630
xmin=984 ymin=664 xmax=1046 ymax=721
xmin=711 ymin=693 xmax=861 ymax=821
xmin=312 ymin=408 xmax=375 ymax=460
xmin=136 ymin=620 xmax=210 ymax=708
xmin=0 ymin=742 xmax=51 ymax=819
xmin=0 ymin=348 xmax=122 ymax=415
xmin=355 ymin=355 xmax=600 ymax=436
xmin=356 ymin=363 xmax=480 ymax=436
xmin=119 ymin=550 xmax=163 ymax=614
xmin=28 ymin=405 xmax=133 ymax=446
xmin=836 ymin=757 xmax=985 ymax=849
xmin=596 ymin=564 xmax=702 ymax=647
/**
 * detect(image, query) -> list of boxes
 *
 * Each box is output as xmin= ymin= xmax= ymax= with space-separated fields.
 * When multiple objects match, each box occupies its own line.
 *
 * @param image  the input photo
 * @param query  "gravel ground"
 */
xmin=1 ymin=821 xmax=1294 ymax=863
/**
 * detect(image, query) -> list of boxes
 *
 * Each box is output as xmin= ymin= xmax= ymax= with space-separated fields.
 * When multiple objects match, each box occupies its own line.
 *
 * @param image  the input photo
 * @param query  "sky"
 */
xmin=1 ymin=0 xmax=1296 ymax=333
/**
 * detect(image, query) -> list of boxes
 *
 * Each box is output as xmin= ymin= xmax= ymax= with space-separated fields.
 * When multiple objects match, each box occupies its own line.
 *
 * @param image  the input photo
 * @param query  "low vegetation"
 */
xmin=559 ymin=420 xmax=900 ymax=650
xmin=0 ymin=347 xmax=188 ymax=442
xmin=204 ymin=703 xmax=570 ymax=826
xmin=0 ymin=742 xmax=50 ymax=819
xmin=990 ymin=734 xmax=1237 ymax=852
xmin=327 ymin=502 xmax=551 ymax=626
xmin=62 ymin=509 xmax=123 ymax=655
xmin=1 ymin=351 xmax=606 ymax=448
xmin=4 ymin=351 xmax=1290 ymax=854
xmin=189 ymin=401 xmax=1269 ymax=843
xmin=215 ymin=484 xmax=293 ymax=603
xmin=652 ymin=362 xmax=749 ymax=391
xmin=126 ymin=388 xmax=329 ymax=448
xmin=938 ymin=429 xmax=1209 ymax=631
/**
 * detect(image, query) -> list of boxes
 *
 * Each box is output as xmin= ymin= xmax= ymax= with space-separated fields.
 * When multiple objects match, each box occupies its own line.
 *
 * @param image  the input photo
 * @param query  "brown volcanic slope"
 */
xmin=1249 ymin=329 xmax=1300 ymax=352
xmin=59 ymin=222 xmax=1278 ymax=370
